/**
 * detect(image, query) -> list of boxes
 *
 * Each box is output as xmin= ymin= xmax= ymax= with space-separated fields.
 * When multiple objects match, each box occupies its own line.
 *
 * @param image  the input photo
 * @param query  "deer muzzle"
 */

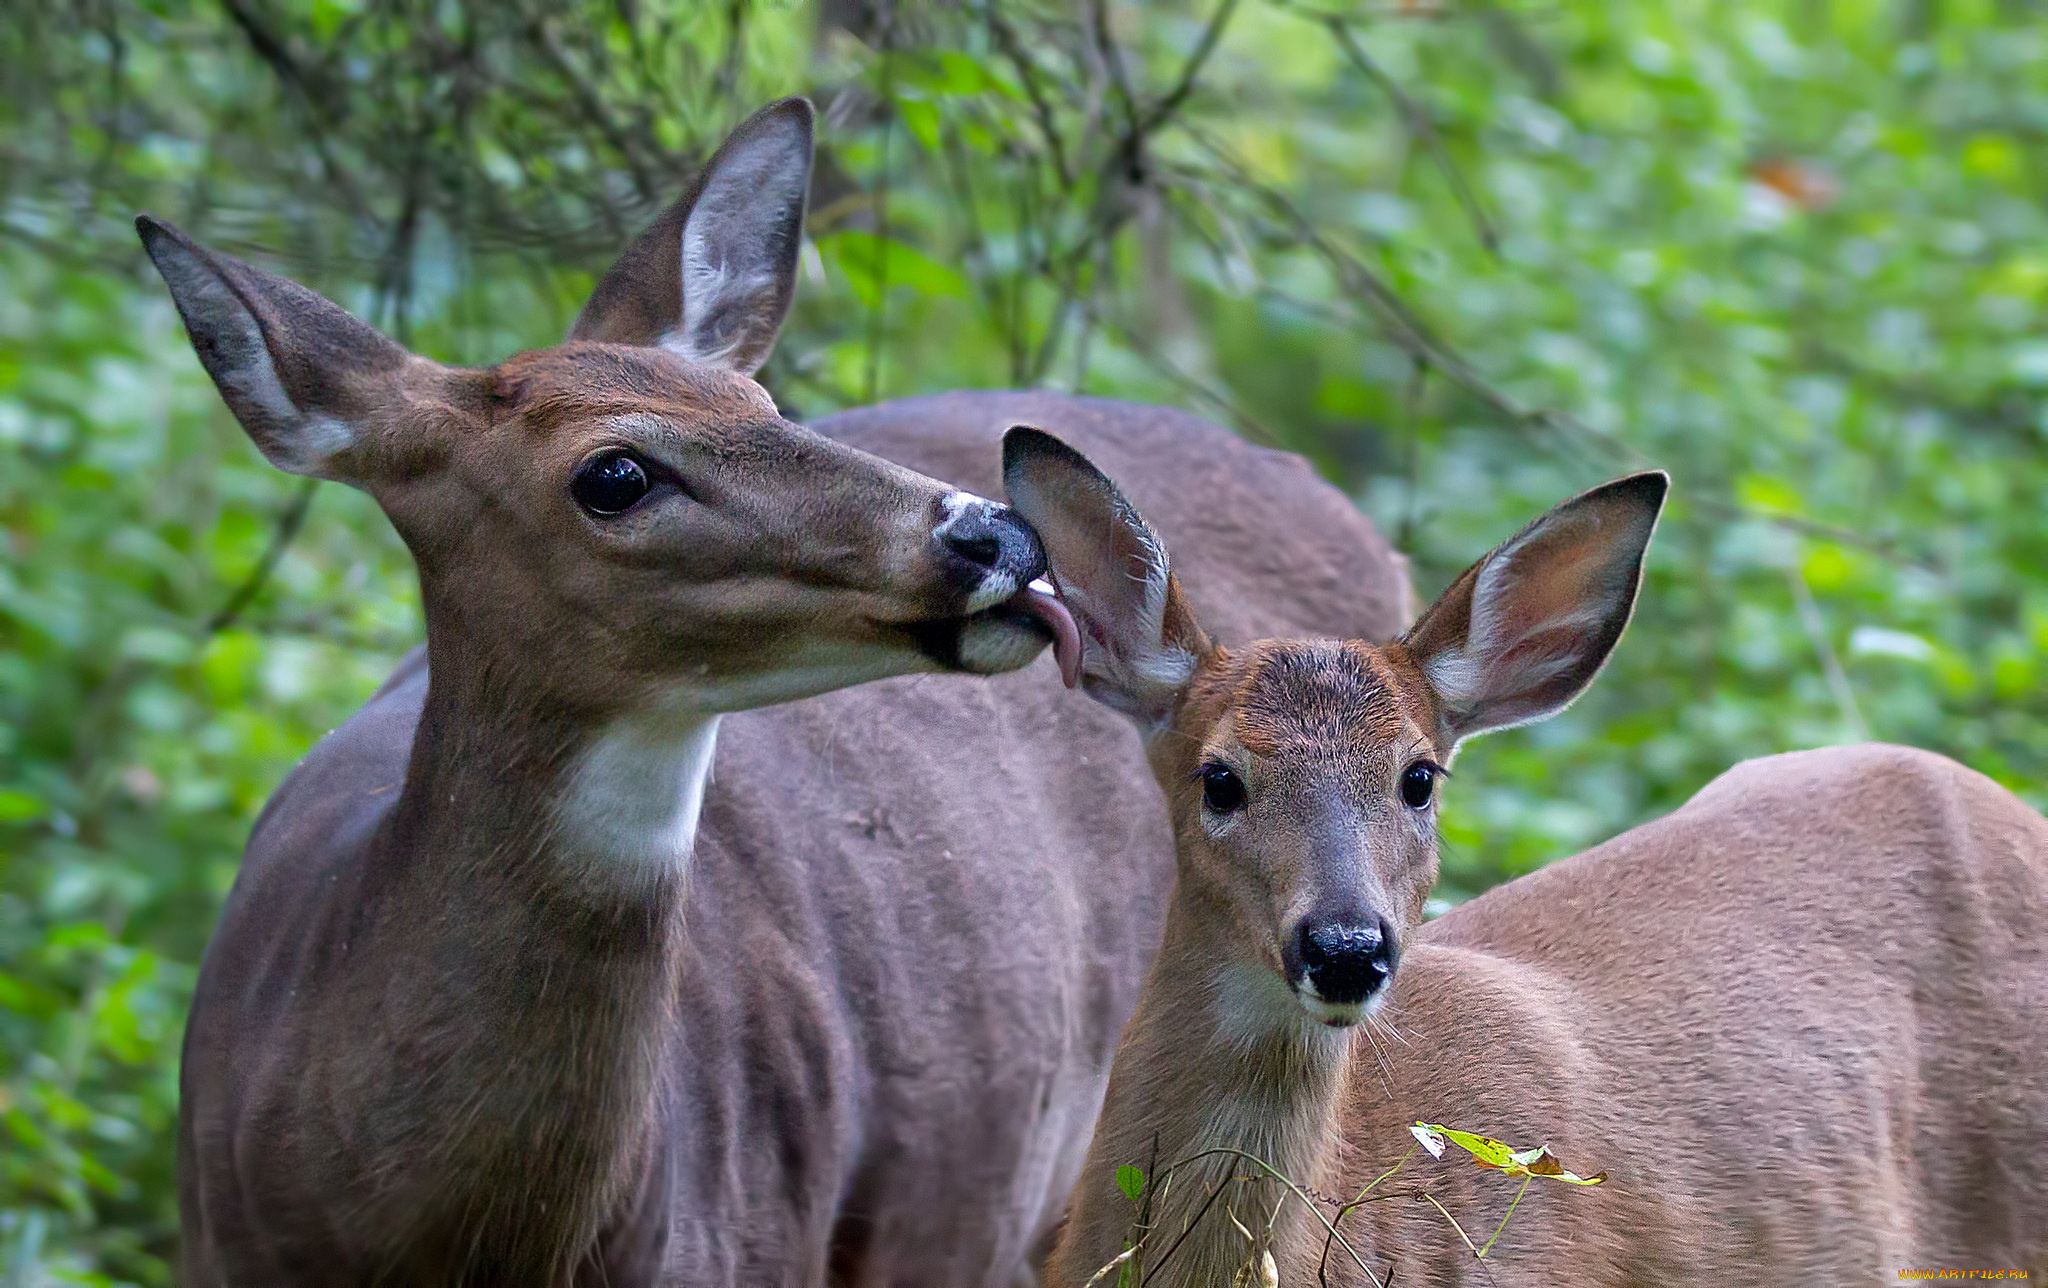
xmin=916 ymin=494 xmax=1081 ymax=683
xmin=1283 ymin=914 xmax=1399 ymax=1026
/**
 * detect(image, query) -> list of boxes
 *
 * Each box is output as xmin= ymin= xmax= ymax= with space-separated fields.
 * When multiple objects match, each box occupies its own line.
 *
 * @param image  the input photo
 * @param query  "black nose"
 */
xmin=940 ymin=501 xmax=1046 ymax=581
xmin=1293 ymin=918 xmax=1397 ymax=1006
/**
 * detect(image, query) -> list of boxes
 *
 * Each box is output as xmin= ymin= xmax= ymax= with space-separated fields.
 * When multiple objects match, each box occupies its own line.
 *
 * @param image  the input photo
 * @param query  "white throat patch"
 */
xmin=553 ymin=711 xmax=721 ymax=893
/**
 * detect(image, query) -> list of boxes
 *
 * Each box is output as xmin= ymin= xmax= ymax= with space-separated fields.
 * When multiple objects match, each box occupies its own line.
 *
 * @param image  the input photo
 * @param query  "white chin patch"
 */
xmin=1295 ymin=977 xmax=1378 ymax=1028
xmin=1301 ymin=996 xmax=1366 ymax=1028
xmin=963 ymin=569 xmax=1019 ymax=615
xmin=956 ymin=614 xmax=1051 ymax=675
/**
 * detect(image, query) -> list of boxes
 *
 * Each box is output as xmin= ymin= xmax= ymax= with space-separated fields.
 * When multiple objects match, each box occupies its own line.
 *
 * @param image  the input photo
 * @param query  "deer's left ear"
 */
xmin=571 ymin=98 xmax=814 ymax=374
xmin=1397 ymin=471 xmax=1667 ymax=746
xmin=1003 ymin=427 xmax=1211 ymax=730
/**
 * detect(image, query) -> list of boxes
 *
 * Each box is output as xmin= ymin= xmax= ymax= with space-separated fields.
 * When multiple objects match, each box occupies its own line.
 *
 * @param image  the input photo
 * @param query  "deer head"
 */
xmin=1005 ymin=426 xmax=1664 ymax=1033
xmin=138 ymin=100 xmax=1081 ymax=737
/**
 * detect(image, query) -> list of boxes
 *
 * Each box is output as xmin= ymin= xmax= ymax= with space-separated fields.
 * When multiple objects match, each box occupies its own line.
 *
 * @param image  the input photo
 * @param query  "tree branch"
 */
xmin=1322 ymin=16 xmax=1499 ymax=255
xmin=1134 ymin=0 xmax=1242 ymax=139
xmin=204 ymin=477 xmax=320 ymax=636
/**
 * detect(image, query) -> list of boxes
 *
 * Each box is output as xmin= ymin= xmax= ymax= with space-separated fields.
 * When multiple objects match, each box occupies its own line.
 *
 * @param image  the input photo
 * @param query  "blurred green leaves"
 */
xmin=0 ymin=238 xmax=417 ymax=1282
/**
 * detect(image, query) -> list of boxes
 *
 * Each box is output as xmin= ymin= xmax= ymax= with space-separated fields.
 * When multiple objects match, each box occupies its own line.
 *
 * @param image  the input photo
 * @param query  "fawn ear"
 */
xmin=570 ymin=97 xmax=813 ymax=375
xmin=1401 ymin=471 xmax=1667 ymax=745
xmin=137 ymin=215 xmax=413 ymax=483
xmin=1003 ymin=427 xmax=1211 ymax=729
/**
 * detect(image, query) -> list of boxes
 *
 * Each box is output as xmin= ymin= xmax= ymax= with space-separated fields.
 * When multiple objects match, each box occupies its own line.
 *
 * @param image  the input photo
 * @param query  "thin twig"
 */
xmin=1319 ymin=1143 xmax=1417 ymax=1286
xmin=1689 ymin=495 xmax=1939 ymax=574
xmin=1416 ymin=1192 xmax=1480 ymax=1260
xmin=985 ymin=5 xmax=1074 ymax=189
xmin=865 ymin=5 xmax=899 ymax=403
xmin=1089 ymin=0 xmax=1141 ymax=138
xmin=1800 ymin=339 xmax=2038 ymax=438
xmin=1134 ymin=0 xmax=1242 ymax=138
xmin=528 ymin=15 xmax=659 ymax=202
xmin=1174 ymin=131 xmax=1632 ymax=464
xmin=1787 ymin=563 xmax=1871 ymax=740
xmin=1477 ymin=1176 xmax=1532 ymax=1258
xmin=1096 ymin=308 xmax=1282 ymax=445
xmin=203 ymin=477 xmax=320 ymax=636
xmin=1142 ymin=1169 xmax=1250 ymax=1283
xmin=1149 ymin=1147 xmax=1386 ymax=1288
xmin=1322 ymin=17 xmax=1499 ymax=254
xmin=712 ymin=0 xmax=748 ymax=105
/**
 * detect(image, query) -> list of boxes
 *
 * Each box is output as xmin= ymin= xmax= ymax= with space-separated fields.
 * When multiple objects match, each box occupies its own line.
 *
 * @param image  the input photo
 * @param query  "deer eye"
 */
xmin=1200 ymin=762 xmax=1247 ymax=815
xmin=1399 ymin=761 xmax=1440 ymax=810
xmin=573 ymin=451 xmax=651 ymax=516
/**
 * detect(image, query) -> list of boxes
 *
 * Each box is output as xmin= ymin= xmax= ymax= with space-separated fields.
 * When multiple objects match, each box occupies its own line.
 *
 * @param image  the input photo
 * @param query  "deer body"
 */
xmin=1005 ymin=432 xmax=2048 ymax=1287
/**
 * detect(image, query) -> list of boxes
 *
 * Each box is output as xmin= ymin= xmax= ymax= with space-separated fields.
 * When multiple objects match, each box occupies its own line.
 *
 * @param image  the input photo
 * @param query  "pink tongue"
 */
xmin=1012 ymin=584 xmax=1083 ymax=689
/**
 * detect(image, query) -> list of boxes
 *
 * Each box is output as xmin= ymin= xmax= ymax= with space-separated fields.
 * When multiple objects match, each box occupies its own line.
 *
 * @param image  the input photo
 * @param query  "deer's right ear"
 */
xmin=1003 ymin=427 xmax=1210 ymax=728
xmin=570 ymin=97 xmax=813 ymax=375
xmin=137 ymin=215 xmax=410 ymax=483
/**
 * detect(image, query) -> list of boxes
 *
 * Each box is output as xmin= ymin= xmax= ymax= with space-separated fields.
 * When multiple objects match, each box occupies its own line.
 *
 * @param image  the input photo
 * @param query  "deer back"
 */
xmin=1319 ymin=743 xmax=2048 ymax=1284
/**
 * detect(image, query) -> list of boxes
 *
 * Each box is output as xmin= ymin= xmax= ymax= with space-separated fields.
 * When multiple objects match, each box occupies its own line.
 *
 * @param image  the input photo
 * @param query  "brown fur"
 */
xmin=1029 ymin=462 xmax=2048 ymax=1287
xmin=148 ymin=101 xmax=1417 ymax=1286
xmin=171 ymin=386 xmax=1412 ymax=1287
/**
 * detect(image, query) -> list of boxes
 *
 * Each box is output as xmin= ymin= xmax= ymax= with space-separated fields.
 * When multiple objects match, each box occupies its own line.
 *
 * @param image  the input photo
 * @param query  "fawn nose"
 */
xmin=1290 ymin=917 xmax=1397 ymax=1009
xmin=935 ymin=494 xmax=1047 ymax=611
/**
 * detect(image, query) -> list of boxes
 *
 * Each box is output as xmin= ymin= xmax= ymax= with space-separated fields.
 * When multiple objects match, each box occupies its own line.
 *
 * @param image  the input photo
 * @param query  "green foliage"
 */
xmin=0 ymin=246 xmax=417 ymax=1279
xmin=1114 ymin=1163 xmax=1146 ymax=1204
xmin=1406 ymin=1121 xmax=1605 ymax=1261
xmin=3 ymin=0 xmax=2044 ymax=1280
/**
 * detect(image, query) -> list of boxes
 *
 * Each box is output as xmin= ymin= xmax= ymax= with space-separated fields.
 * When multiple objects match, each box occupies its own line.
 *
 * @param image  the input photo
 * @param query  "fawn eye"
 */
xmin=1200 ymin=763 xmax=1248 ymax=815
xmin=573 ymin=451 xmax=651 ymax=516
xmin=1399 ymin=762 xmax=1440 ymax=810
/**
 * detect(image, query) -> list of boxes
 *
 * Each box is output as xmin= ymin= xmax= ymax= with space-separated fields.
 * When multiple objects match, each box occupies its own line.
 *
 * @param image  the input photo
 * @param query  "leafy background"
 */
xmin=3 ymin=0 xmax=2044 ymax=1279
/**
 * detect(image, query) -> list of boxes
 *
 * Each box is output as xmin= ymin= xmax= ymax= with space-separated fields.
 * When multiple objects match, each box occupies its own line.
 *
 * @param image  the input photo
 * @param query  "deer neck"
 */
xmin=1056 ymin=890 xmax=1354 ymax=1288
xmin=395 ymin=658 xmax=722 ymax=900
xmin=340 ymin=654 xmax=722 ymax=1274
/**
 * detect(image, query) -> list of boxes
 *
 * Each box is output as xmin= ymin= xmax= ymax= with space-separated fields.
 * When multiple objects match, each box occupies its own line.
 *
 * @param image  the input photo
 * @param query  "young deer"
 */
xmin=1007 ymin=428 xmax=2048 ymax=1286
xmin=147 ymin=104 xmax=1415 ymax=1285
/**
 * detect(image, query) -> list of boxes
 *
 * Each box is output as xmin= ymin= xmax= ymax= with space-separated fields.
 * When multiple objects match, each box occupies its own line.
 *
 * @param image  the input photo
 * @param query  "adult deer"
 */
xmin=147 ymin=102 xmax=1411 ymax=1285
xmin=1007 ymin=428 xmax=2048 ymax=1286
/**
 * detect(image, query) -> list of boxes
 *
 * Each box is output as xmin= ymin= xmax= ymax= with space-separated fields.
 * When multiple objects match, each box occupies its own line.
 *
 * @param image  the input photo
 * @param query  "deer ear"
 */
xmin=570 ymin=97 xmax=813 ymax=375
xmin=1003 ymin=427 xmax=1210 ymax=728
xmin=1400 ymin=471 xmax=1667 ymax=745
xmin=137 ymin=215 xmax=410 ymax=483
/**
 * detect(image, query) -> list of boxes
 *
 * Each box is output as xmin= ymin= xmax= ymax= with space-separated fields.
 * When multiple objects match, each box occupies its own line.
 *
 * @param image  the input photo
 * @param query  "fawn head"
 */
xmin=138 ymin=100 xmax=1077 ymax=727
xmin=1006 ymin=428 xmax=1664 ymax=1031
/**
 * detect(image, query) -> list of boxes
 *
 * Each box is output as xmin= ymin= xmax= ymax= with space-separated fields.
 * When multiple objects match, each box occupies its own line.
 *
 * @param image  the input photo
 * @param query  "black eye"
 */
xmin=1200 ymin=762 xmax=1247 ymax=815
xmin=1399 ymin=762 xmax=1439 ymax=810
xmin=573 ymin=451 xmax=650 ymax=516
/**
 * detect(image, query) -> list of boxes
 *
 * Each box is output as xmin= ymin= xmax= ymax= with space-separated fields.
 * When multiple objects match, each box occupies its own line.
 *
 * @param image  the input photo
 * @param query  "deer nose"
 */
xmin=1291 ymin=917 xmax=1397 ymax=1008
xmin=935 ymin=494 xmax=1047 ymax=610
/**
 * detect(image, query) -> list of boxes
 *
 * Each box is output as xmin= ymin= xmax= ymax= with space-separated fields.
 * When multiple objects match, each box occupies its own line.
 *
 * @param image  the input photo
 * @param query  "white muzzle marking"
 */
xmin=933 ymin=490 xmax=1021 ymax=614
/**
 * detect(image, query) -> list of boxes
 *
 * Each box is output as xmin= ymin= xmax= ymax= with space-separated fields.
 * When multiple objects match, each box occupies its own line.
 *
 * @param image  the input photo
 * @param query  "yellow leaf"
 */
xmin=1412 ymin=1123 xmax=1607 ymax=1185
